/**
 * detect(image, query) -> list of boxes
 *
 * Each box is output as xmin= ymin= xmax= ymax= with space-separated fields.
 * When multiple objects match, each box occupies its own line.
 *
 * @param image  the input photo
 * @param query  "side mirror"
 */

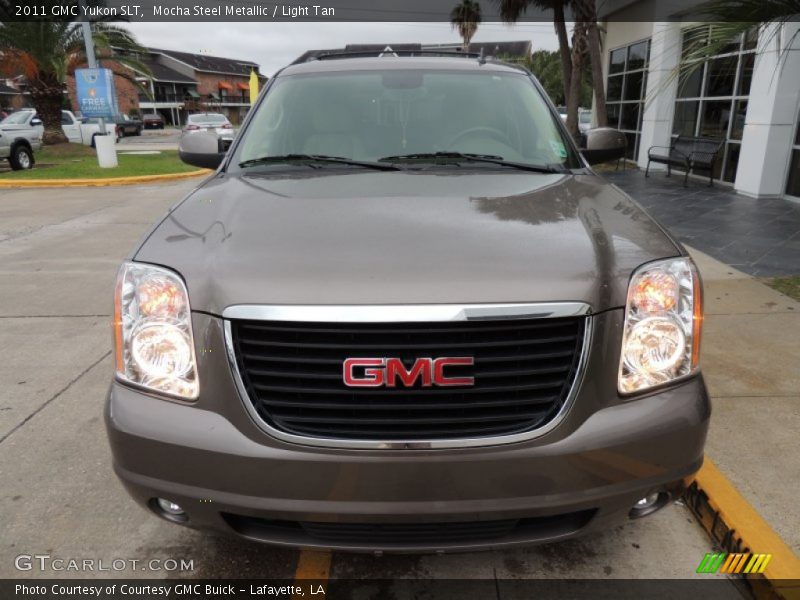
xmin=178 ymin=131 xmax=227 ymax=169
xmin=30 ymin=118 xmax=43 ymax=126
xmin=580 ymin=128 xmax=627 ymax=165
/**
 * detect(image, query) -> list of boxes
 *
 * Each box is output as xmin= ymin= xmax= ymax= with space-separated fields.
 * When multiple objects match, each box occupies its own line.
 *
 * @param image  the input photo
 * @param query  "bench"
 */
xmin=646 ymin=136 xmax=724 ymax=186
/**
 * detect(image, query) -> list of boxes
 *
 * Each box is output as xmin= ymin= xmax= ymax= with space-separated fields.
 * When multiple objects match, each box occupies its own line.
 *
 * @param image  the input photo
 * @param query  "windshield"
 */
xmin=189 ymin=114 xmax=226 ymax=124
xmin=234 ymin=70 xmax=577 ymax=170
xmin=1 ymin=111 xmax=33 ymax=125
xmin=579 ymin=111 xmax=592 ymax=124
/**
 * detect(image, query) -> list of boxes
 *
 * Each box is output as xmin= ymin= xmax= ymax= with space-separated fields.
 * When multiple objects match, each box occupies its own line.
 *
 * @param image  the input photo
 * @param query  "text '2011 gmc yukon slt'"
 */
xmin=106 ymin=55 xmax=709 ymax=553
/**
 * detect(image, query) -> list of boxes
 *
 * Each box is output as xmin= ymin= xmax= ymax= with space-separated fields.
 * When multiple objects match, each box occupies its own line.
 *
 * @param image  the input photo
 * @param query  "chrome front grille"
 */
xmin=224 ymin=303 xmax=590 ymax=449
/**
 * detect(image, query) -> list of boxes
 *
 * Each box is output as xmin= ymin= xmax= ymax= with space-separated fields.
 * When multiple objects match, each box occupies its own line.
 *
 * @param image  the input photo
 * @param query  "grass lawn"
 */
xmin=0 ymin=143 xmax=199 ymax=179
xmin=764 ymin=276 xmax=800 ymax=303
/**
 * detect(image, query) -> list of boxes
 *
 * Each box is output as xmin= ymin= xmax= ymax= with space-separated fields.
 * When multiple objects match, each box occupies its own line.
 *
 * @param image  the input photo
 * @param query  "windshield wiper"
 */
xmin=239 ymin=154 xmax=401 ymax=171
xmin=378 ymin=152 xmax=566 ymax=174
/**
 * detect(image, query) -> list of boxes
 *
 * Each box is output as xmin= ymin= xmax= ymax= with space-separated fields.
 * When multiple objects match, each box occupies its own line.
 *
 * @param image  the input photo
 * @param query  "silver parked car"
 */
xmin=182 ymin=112 xmax=234 ymax=141
xmin=0 ymin=110 xmax=42 ymax=170
xmin=579 ymin=108 xmax=593 ymax=133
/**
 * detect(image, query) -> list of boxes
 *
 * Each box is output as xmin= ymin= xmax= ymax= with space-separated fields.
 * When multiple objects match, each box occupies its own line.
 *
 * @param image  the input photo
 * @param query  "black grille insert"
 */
xmin=222 ymin=510 xmax=597 ymax=547
xmin=230 ymin=316 xmax=586 ymax=441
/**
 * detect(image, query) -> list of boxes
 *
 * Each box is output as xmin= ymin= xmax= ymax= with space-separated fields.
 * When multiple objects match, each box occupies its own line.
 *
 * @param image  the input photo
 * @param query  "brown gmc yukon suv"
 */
xmin=106 ymin=55 xmax=709 ymax=552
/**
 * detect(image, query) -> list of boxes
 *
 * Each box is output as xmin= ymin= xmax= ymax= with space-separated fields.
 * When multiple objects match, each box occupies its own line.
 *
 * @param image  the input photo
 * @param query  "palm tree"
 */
xmin=500 ymin=0 xmax=572 ymax=111
xmin=0 ymin=2 xmax=149 ymax=144
xmin=450 ymin=0 xmax=482 ymax=52
xmin=499 ymin=0 xmax=607 ymax=138
xmin=573 ymin=0 xmax=606 ymax=129
xmin=676 ymin=0 xmax=799 ymax=84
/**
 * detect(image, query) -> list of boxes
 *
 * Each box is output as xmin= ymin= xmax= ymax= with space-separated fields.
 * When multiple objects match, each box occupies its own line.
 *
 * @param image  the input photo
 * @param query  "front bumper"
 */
xmin=106 ymin=310 xmax=710 ymax=553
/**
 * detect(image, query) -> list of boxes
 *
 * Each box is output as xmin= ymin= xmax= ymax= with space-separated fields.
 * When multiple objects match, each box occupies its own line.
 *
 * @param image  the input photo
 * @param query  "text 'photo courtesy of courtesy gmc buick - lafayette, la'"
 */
xmin=106 ymin=54 xmax=709 ymax=553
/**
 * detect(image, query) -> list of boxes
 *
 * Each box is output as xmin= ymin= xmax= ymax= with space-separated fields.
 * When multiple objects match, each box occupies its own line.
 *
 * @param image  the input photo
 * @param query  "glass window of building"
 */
xmin=786 ymin=104 xmax=800 ymax=199
xmin=672 ymin=27 xmax=757 ymax=183
xmin=606 ymin=39 xmax=650 ymax=160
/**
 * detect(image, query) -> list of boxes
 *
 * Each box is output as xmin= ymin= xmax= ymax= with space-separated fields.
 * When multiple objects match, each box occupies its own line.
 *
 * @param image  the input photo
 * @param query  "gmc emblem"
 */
xmin=343 ymin=357 xmax=475 ymax=388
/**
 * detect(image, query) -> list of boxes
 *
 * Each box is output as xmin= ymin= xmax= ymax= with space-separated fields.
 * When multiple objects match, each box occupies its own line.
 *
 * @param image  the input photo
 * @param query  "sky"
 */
xmin=126 ymin=22 xmax=560 ymax=76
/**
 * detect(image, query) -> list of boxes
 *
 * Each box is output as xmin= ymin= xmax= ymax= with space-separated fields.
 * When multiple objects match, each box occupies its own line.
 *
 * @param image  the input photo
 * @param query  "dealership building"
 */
xmin=597 ymin=5 xmax=800 ymax=200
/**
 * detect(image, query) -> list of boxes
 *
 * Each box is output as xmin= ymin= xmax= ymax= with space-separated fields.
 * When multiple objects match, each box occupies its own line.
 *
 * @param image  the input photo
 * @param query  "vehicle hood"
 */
xmin=135 ymin=171 xmax=681 ymax=315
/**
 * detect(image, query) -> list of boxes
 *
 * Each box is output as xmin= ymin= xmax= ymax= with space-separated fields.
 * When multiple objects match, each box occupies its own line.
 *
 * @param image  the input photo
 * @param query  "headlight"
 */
xmin=618 ymin=257 xmax=702 ymax=394
xmin=114 ymin=262 xmax=198 ymax=399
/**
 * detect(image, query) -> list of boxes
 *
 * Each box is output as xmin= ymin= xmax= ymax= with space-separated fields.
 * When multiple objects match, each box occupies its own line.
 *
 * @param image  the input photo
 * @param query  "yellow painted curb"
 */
xmin=690 ymin=457 xmax=800 ymax=597
xmin=291 ymin=550 xmax=331 ymax=600
xmin=0 ymin=169 xmax=211 ymax=188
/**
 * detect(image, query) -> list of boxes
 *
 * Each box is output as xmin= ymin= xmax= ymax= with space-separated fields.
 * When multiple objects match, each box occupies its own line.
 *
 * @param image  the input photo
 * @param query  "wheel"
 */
xmin=9 ymin=144 xmax=34 ymax=170
xmin=135 ymin=127 xmax=142 ymax=136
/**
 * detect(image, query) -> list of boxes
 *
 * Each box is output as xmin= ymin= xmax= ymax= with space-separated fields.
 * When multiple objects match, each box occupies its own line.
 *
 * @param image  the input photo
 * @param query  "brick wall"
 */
xmin=195 ymin=72 xmax=251 ymax=100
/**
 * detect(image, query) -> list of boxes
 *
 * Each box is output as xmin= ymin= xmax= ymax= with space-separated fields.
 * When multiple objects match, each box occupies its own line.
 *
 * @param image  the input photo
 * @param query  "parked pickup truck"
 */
xmin=0 ymin=109 xmax=42 ymax=169
xmin=60 ymin=111 xmax=120 ymax=146
xmin=114 ymin=114 xmax=143 ymax=137
xmin=3 ymin=109 xmax=119 ymax=147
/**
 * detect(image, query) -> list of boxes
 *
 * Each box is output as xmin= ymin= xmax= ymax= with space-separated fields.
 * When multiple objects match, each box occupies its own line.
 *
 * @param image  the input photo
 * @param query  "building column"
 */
xmin=638 ymin=22 xmax=681 ymax=169
xmin=735 ymin=22 xmax=800 ymax=198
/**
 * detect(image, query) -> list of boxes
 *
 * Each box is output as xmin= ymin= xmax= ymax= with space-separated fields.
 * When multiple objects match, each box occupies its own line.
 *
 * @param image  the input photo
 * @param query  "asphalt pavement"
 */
xmin=116 ymin=128 xmax=182 ymax=152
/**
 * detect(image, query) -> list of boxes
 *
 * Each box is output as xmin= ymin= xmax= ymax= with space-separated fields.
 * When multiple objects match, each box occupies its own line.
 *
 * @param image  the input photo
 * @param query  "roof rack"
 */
xmin=309 ymin=50 xmax=483 ymax=62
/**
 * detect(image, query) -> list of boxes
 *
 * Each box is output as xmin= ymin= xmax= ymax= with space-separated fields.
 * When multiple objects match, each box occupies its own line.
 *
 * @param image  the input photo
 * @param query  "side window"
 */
xmin=61 ymin=112 xmax=74 ymax=125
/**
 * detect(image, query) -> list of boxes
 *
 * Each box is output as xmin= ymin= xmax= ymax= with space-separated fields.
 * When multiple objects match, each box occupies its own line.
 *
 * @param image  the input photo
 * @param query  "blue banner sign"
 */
xmin=75 ymin=68 xmax=118 ymax=119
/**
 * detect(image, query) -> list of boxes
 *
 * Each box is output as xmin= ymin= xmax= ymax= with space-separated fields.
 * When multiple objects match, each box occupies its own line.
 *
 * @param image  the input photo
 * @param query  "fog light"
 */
xmin=629 ymin=492 xmax=669 ymax=519
xmin=151 ymin=497 xmax=189 ymax=524
xmin=636 ymin=493 xmax=660 ymax=509
xmin=156 ymin=498 xmax=186 ymax=517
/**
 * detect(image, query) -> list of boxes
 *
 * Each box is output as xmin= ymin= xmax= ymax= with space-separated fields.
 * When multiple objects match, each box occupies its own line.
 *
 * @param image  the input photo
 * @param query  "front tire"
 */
xmin=9 ymin=144 xmax=34 ymax=170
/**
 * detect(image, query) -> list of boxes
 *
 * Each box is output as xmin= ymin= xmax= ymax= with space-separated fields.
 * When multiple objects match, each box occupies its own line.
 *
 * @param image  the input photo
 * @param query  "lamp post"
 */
xmin=78 ymin=3 xmax=106 ymax=135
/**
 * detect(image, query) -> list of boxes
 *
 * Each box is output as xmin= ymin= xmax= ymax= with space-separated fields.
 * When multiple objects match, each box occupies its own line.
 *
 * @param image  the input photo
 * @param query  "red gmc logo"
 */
xmin=343 ymin=357 xmax=475 ymax=388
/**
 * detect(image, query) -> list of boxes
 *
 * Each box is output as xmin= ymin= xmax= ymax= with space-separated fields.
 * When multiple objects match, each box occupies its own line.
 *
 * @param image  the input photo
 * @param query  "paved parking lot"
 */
xmin=0 ymin=181 xmax=727 ymax=585
xmin=117 ymin=127 xmax=182 ymax=151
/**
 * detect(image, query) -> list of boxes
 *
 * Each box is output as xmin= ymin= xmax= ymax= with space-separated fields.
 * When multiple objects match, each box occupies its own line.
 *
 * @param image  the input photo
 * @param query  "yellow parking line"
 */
xmin=292 ymin=549 xmax=331 ymax=600
xmin=294 ymin=549 xmax=332 ymax=580
xmin=694 ymin=457 xmax=800 ymax=589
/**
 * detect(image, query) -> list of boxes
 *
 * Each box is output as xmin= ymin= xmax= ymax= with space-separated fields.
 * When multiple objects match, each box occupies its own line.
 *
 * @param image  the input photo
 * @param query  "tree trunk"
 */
xmin=566 ymin=24 xmax=586 ymax=141
xmin=28 ymin=75 xmax=68 ymax=145
xmin=584 ymin=1 xmax=607 ymax=127
xmin=552 ymin=1 xmax=572 ymax=107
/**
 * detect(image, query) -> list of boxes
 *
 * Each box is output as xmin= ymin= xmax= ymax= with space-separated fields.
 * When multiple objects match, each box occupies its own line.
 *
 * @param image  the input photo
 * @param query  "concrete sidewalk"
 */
xmin=606 ymin=170 xmax=800 ymax=277
xmin=687 ymin=246 xmax=800 ymax=555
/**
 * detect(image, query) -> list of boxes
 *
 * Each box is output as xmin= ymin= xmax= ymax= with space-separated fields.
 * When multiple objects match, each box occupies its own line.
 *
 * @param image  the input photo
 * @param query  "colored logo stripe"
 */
xmin=697 ymin=553 xmax=772 ymax=574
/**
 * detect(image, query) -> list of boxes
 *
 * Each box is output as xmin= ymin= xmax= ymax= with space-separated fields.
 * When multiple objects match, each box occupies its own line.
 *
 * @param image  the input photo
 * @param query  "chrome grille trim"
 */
xmin=223 ymin=303 xmax=592 ymax=450
xmin=222 ymin=302 xmax=590 ymax=323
